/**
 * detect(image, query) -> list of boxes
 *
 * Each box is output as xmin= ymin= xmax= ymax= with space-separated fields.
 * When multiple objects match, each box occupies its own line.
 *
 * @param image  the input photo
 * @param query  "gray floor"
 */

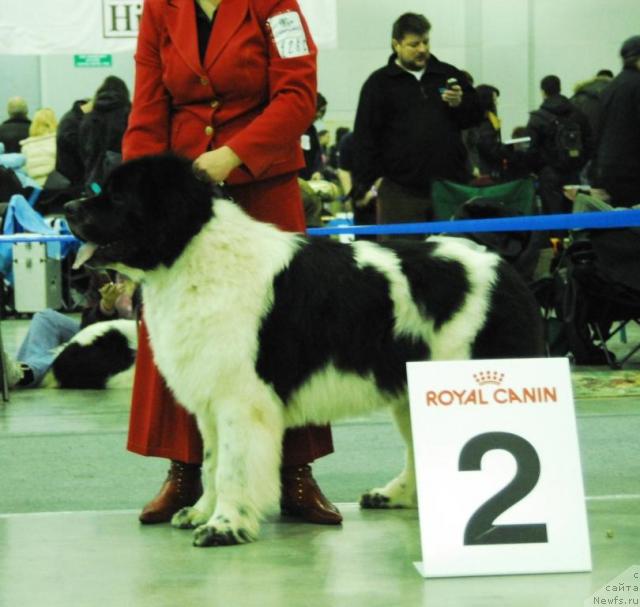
xmin=1 ymin=318 xmax=639 ymax=607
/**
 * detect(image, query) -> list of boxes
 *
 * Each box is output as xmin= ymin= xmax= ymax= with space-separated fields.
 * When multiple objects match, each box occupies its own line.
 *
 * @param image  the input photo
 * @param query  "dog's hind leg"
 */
xmin=191 ymin=386 xmax=284 ymax=547
xmin=360 ymin=402 xmax=417 ymax=509
xmin=172 ymin=420 xmax=218 ymax=530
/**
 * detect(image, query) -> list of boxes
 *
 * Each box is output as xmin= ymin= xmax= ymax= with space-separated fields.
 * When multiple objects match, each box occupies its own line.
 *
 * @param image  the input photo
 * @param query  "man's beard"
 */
xmin=399 ymin=55 xmax=428 ymax=72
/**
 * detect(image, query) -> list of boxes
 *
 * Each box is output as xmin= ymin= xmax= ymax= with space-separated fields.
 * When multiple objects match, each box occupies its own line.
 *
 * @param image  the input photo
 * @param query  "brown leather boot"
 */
xmin=280 ymin=464 xmax=342 ymax=525
xmin=139 ymin=461 xmax=203 ymax=525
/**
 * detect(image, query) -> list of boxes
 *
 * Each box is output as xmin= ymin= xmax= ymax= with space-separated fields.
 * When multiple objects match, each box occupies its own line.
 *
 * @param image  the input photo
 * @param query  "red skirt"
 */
xmin=127 ymin=173 xmax=334 ymax=465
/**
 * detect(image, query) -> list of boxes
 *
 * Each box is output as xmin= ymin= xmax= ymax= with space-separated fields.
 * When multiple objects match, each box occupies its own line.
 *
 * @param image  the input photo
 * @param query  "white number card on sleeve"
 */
xmin=406 ymin=357 xmax=591 ymax=578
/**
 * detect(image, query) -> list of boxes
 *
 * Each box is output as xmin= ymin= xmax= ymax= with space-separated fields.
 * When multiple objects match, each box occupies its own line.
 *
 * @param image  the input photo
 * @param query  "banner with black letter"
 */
xmin=407 ymin=357 xmax=592 ymax=578
xmin=0 ymin=0 xmax=337 ymax=54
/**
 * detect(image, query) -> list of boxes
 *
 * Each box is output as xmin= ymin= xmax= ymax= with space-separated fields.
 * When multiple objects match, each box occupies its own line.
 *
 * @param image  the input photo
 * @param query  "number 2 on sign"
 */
xmin=459 ymin=432 xmax=549 ymax=545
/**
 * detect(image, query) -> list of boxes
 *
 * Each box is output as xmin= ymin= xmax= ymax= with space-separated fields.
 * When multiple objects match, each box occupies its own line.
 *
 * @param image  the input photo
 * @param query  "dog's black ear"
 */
xmin=137 ymin=154 xmax=216 ymax=267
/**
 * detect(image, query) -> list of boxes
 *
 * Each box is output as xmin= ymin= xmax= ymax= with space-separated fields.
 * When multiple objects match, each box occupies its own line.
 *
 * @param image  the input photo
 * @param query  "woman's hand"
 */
xmin=193 ymin=146 xmax=242 ymax=183
xmin=99 ymin=282 xmax=125 ymax=315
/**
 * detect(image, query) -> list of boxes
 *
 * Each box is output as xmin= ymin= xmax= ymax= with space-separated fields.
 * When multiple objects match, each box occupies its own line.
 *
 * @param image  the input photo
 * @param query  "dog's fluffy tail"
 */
xmin=50 ymin=319 xmax=137 ymax=389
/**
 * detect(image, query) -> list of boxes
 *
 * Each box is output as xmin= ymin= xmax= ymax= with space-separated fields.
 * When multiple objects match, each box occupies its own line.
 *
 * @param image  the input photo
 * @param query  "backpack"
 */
xmin=538 ymin=109 xmax=585 ymax=171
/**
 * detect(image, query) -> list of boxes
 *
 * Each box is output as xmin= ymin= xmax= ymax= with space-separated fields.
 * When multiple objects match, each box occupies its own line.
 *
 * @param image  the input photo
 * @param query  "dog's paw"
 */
xmin=360 ymin=474 xmax=417 ymax=509
xmin=171 ymin=507 xmax=209 ymax=529
xmin=360 ymin=487 xmax=415 ymax=509
xmin=360 ymin=491 xmax=392 ymax=509
xmin=192 ymin=524 xmax=256 ymax=548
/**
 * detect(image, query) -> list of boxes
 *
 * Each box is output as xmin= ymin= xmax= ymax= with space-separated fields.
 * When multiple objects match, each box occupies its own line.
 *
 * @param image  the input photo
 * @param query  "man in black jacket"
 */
xmin=591 ymin=35 xmax=640 ymax=207
xmin=527 ymin=75 xmax=592 ymax=216
xmin=351 ymin=13 xmax=481 ymax=234
xmin=0 ymin=97 xmax=31 ymax=153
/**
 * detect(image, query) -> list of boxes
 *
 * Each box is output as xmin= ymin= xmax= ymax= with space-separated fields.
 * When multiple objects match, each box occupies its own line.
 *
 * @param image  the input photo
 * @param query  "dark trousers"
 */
xmin=537 ymin=166 xmax=580 ymax=215
xmin=377 ymin=178 xmax=432 ymax=240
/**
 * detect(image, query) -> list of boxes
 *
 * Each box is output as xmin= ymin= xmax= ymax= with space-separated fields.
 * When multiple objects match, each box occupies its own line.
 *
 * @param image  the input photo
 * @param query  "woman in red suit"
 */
xmin=122 ymin=0 xmax=341 ymax=525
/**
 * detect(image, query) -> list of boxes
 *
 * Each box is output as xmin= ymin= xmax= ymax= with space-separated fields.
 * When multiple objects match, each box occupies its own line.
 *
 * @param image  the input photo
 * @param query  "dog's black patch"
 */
xmin=52 ymin=329 xmax=135 ymax=389
xmin=383 ymin=240 xmax=470 ymax=329
xmin=472 ymin=261 xmax=545 ymax=358
xmin=255 ymin=239 xmax=429 ymax=402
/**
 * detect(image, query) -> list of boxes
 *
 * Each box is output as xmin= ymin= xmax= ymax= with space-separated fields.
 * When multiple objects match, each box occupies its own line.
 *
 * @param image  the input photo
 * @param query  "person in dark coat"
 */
xmin=465 ymin=84 xmax=511 ymax=182
xmin=591 ymin=36 xmax=640 ymax=206
xmin=570 ymin=70 xmax=613 ymax=136
xmin=79 ymin=76 xmax=131 ymax=188
xmin=351 ymin=12 xmax=482 ymax=234
xmin=55 ymin=98 xmax=92 ymax=186
xmin=527 ymin=75 xmax=592 ymax=215
xmin=0 ymin=97 xmax=31 ymax=153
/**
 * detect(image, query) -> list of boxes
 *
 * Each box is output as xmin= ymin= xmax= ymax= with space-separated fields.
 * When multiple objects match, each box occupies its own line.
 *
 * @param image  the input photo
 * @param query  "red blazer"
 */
xmin=122 ymin=0 xmax=317 ymax=184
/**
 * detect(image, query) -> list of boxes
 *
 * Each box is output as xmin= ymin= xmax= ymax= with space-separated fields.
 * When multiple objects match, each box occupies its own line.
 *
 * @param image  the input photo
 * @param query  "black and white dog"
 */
xmin=47 ymin=319 xmax=137 ymax=389
xmin=65 ymin=154 xmax=543 ymax=548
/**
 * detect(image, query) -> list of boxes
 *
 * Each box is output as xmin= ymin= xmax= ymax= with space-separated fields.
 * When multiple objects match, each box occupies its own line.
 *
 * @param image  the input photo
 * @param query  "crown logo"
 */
xmin=473 ymin=371 xmax=504 ymax=386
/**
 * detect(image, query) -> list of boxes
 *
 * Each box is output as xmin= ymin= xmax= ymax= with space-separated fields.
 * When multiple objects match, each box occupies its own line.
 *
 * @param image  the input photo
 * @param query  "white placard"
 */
xmin=407 ymin=357 xmax=592 ymax=578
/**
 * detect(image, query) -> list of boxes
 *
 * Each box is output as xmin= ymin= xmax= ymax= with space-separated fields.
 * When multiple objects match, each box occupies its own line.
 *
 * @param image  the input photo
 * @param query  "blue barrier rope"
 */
xmin=0 ymin=234 xmax=79 ymax=244
xmin=307 ymin=209 xmax=640 ymax=237
xmin=0 ymin=209 xmax=639 ymax=243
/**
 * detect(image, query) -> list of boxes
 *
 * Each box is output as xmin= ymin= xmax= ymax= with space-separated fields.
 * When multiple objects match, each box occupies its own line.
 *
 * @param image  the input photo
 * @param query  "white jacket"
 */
xmin=20 ymin=133 xmax=56 ymax=186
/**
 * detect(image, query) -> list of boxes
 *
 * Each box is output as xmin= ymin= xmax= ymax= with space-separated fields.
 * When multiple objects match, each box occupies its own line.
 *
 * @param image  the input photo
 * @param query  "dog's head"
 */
xmin=65 ymin=153 xmax=219 ymax=274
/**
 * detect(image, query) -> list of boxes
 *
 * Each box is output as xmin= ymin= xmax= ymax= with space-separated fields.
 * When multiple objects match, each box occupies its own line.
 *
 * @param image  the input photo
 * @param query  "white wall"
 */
xmin=40 ymin=53 xmax=135 ymax=118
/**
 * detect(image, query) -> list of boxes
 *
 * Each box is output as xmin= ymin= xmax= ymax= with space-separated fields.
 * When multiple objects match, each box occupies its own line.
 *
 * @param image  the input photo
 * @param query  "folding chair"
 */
xmin=431 ymin=177 xmax=537 ymax=219
xmin=563 ymin=229 xmax=640 ymax=368
xmin=430 ymin=178 xmax=543 ymax=281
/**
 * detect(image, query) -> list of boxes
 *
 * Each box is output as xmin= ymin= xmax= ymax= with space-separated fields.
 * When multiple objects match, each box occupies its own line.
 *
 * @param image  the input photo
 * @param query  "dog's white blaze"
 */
xmin=352 ymin=241 xmax=435 ymax=345
xmin=142 ymin=199 xmax=299 ymax=415
xmin=427 ymin=236 xmax=500 ymax=359
xmin=285 ymin=364 xmax=407 ymax=428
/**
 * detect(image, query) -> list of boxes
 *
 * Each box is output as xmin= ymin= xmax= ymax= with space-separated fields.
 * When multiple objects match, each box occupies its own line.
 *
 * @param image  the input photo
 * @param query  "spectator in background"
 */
xmin=526 ymin=75 xmax=592 ymax=215
xmin=318 ymin=129 xmax=330 ymax=156
xmin=465 ymin=84 xmax=509 ymax=182
xmin=591 ymin=36 xmax=640 ymax=206
xmin=570 ymin=69 xmax=613 ymax=136
xmin=80 ymin=76 xmax=131 ymax=188
xmin=351 ymin=12 xmax=482 ymax=236
xmin=0 ymin=97 xmax=31 ymax=153
xmin=327 ymin=126 xmax=350 ymax=169
xmin=336 ymin=130 xmax=354 ymax=201
xmin=4 ymin=271 xmax=136 ymax=389
xmin=56 ymin=97 xmax=93 ymax=187
xmin=505 ymin=125 xmax=534 ymax=180
xmin=300 ymin=92 xmax=328 ymax=181
xmin=339 ymin=130 xmax=377 ymax=237
xmin=19 ymin=107 xmax=58 ymax=186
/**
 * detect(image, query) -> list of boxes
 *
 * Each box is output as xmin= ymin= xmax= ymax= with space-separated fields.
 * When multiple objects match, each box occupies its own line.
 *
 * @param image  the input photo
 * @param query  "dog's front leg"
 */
xmin=172 ymin=418 xmax=218 ymax=530
xmin=192 ymin=388 xmax=284 ymax=547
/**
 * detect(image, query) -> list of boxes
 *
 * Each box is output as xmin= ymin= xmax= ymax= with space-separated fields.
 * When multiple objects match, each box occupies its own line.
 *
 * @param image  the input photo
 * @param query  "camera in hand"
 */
xmin=446 ymin=78 xmax=458 ymax=90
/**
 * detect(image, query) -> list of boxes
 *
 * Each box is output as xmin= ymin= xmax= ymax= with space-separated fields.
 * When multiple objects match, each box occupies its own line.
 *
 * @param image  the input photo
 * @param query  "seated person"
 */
xmin=4 ymin=271 xmax=136 ymax=388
